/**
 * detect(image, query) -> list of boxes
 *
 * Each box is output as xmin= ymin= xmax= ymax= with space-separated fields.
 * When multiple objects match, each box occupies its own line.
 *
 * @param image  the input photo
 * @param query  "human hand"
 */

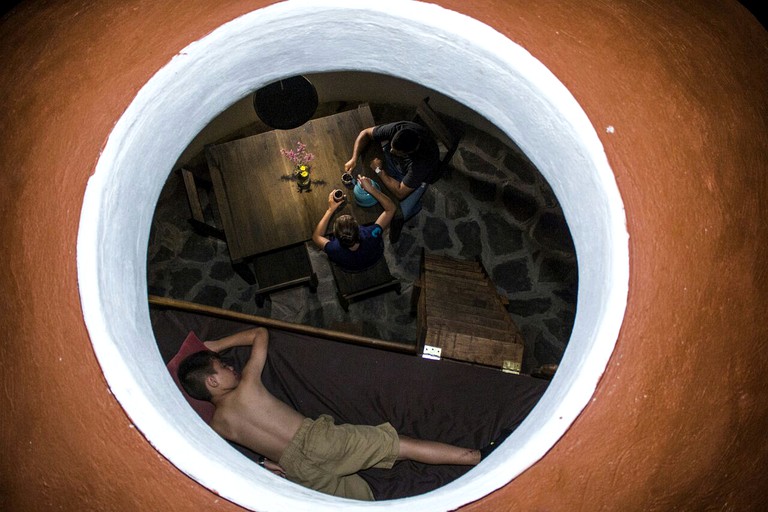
xmin=263 ymin=459 xmax=286 ymax=478
xmin=357 ymin=175 xmax=375 ymax=193
xmin=328 ymin=190 xmax=343 ymax=209
xmin=344 ymin=158 xmax=356 ymax=173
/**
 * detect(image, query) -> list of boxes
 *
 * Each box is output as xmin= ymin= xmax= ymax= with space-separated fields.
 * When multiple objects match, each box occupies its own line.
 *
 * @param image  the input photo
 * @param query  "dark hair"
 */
xmin=178 ymin=350 xmax=220 ymax=402
xmin=333 ymin=214 xmax=360 ymax=248
xmin=391 ymin=128 xmax=420 ymax=153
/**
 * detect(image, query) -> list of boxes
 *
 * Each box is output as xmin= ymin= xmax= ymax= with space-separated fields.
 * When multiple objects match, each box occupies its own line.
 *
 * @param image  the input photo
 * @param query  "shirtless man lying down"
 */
xmin=178 ymin=327 xmax=483 ymax=501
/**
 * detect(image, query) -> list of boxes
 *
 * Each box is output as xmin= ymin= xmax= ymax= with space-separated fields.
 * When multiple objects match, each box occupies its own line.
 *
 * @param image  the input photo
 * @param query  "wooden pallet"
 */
xmin=414 ymin=252 xmax=524 ymax=372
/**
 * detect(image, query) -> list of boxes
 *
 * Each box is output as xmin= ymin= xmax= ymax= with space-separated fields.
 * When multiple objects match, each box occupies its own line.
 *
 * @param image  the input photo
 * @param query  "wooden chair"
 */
xmin=249 ymin=243 xmax=319 ymax=307
xmin=330 ymin=256 xmax=401 ymax=311
xmin=411 ymin=96 xmax=463 ymax=180
xmin=179 ymin=167 xmax=226 ymax=241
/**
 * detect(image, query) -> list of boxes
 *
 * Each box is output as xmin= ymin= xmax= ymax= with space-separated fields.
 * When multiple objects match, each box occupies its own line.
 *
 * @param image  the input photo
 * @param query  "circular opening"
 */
xmin=77 ymin=2 xmax=628 ymax=511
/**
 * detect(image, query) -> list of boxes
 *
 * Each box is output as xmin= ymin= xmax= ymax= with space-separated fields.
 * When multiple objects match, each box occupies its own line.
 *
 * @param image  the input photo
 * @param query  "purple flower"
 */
xmin=281 ymin=141 xmax=315 ymax=166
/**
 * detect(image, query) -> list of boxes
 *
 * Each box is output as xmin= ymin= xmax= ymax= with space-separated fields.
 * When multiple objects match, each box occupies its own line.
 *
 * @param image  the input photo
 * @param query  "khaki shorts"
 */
xmin=279 ymin=414 xmax=400 ymax=501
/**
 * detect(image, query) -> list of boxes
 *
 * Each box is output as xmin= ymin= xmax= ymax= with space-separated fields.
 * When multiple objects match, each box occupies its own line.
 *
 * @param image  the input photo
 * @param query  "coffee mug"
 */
xmin=333 ymin=189 xmax=345 ymax=202
xmin=341 ymin=172 xmax=354 ymax=188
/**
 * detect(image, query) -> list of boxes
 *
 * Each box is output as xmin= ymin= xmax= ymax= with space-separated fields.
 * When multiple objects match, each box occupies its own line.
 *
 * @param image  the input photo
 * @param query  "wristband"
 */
xmin=257 ymin=455 xmax=266 ymax=467
xmin=374 ymin=167 xmax=382 ymax=175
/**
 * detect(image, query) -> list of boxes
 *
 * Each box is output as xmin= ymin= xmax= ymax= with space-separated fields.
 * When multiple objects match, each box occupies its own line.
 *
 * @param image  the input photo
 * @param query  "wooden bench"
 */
xmin=413 ymin=252 xmax=524 ymax=373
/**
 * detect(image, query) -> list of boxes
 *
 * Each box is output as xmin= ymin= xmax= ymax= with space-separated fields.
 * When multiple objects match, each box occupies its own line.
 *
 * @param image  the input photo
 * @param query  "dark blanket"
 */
xmin=151 ymin=307 xmax=548 ymax=500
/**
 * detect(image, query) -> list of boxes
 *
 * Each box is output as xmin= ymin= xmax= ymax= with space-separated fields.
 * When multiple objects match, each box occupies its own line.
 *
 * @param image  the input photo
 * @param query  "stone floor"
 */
xmin=147 ymin=103 xmax=577 ymax=373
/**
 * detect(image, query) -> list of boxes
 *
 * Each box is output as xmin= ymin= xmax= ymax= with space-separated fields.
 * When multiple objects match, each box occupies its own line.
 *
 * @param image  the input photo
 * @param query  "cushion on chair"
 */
xmin=166 ymin=330 xmax=215 ymax=424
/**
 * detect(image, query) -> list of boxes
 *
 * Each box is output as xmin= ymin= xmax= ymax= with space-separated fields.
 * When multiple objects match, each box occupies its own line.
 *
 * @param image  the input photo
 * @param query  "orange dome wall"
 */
xmin=1 ymin=1 xmax=766 ymax=510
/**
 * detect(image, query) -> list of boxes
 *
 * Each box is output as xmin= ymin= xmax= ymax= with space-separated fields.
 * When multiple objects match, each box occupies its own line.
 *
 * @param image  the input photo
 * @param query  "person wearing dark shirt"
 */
xmin=344 ymin=121 xmax=439 ymax=220
xmin=312 ymin=175 xmax=396 ymax=272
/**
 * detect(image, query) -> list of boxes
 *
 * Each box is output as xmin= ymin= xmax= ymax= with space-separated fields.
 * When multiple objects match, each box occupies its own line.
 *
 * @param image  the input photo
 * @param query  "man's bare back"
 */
xmin=208 ymin=358 xmax=304 ymax=462
xmin=202 ymin=328 xmax=304 ymax=463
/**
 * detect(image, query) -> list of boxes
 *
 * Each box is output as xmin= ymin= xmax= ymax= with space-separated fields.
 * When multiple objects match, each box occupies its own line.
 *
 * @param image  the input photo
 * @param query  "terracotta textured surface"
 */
xmin=1 ymin=1 xmax=766 ymax=511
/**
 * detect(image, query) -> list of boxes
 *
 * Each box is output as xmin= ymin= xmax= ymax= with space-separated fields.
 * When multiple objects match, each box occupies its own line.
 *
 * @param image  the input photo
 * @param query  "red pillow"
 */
xmin=166 ymin=331 xmax=215 ymax=424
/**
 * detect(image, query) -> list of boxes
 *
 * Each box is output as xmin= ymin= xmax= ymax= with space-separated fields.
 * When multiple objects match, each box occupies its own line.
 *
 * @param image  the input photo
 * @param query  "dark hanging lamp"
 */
xmin=253 ymin=75 xmax=319 ymax=130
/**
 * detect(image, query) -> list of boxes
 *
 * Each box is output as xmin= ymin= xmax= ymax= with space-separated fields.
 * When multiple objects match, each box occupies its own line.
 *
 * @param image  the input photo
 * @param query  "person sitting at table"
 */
xmin=311 ymin=175 xmax=396 ymax=272
xmin=344 ymin=121 xmax=440 ymax=221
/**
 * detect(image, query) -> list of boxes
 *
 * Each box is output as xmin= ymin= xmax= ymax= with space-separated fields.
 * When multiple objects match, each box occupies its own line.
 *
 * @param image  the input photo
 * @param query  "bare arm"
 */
xmin=358 ymin=175 xmax=396 ymax=230
xmin=204 ymin=327 xmax=270 ymax=383
xmin=344 ymin=127 xmax=375 ymax=172
xmin=311 ymin=190 xmax=344 ymax=250
xmin=371 ymin=157 xmax=415 ymax=200
xmin=203 ymin=327 xmax=265 ymax=353
xmin=239 ymin=327 xmax=270 ymax=384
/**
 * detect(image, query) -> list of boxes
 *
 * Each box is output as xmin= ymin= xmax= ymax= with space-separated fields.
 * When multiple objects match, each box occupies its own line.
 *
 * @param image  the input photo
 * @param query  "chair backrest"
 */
xmin=412 ymin=97 xmax=463 ymax=182
xmin=330 ymin=255 xmax=401 ymax=311
xmin=179 ymin=168 xmax=226 ymax=241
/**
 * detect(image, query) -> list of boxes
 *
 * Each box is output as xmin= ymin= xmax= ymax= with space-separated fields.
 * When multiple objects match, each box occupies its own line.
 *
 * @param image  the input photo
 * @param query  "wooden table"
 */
xmin=205 ymin=103 xmax=392 ymax=263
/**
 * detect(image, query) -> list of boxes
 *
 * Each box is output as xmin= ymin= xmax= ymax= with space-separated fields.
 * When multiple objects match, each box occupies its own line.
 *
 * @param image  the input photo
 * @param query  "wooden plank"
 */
xmin=423 ymin=286 xmax=502 ymax=311
xmin=425 ymin=295 xmax=499 ymax=312
xmin=423 ymin=256 xmax=483 ymax=271
xmin=424 ymin=252 xmax=480 ymax=264
xmin=180 ymin=168 xmax=205 ymax=223
xmin=425 ymin=312 xmax=511 ymax=331
xmin=425 ymin=317 xmax=521 ymax=342
xmin=424 ymin=272 xmax=498 ymax=294
xmin=424 ymin=301 xmax=511 ymax=324
xmin=423 ymin=256 xmax=483 ymax=273
xmin=148 ymin=295 xmax=417 ymax=355
xmin=424 ymin=328 xmax=523 ymax=369
xmin=424 ymin=287 xmax=498 ymax=307
xmin=423 ymin=265 xmax=487 ymax=282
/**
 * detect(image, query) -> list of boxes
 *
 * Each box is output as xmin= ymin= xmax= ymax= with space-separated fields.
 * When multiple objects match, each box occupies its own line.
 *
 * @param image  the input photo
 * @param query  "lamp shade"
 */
xmin=253 ymin=75 xmax=319 ymax=129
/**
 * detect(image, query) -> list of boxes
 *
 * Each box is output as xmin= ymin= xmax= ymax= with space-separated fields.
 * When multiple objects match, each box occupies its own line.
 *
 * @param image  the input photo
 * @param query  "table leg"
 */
xmin=233 ymin=261 xmax=256 ymax=285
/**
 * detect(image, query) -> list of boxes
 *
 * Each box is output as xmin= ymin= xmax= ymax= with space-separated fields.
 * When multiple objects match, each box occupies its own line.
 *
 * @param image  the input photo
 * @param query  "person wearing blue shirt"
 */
xmin=312 ymin=175 xmax=396 ymax=272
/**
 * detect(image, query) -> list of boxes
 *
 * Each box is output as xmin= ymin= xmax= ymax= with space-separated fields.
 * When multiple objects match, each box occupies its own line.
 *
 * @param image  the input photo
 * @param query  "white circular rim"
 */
xmin=77 ymin=1 xmax=628 ymax=511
